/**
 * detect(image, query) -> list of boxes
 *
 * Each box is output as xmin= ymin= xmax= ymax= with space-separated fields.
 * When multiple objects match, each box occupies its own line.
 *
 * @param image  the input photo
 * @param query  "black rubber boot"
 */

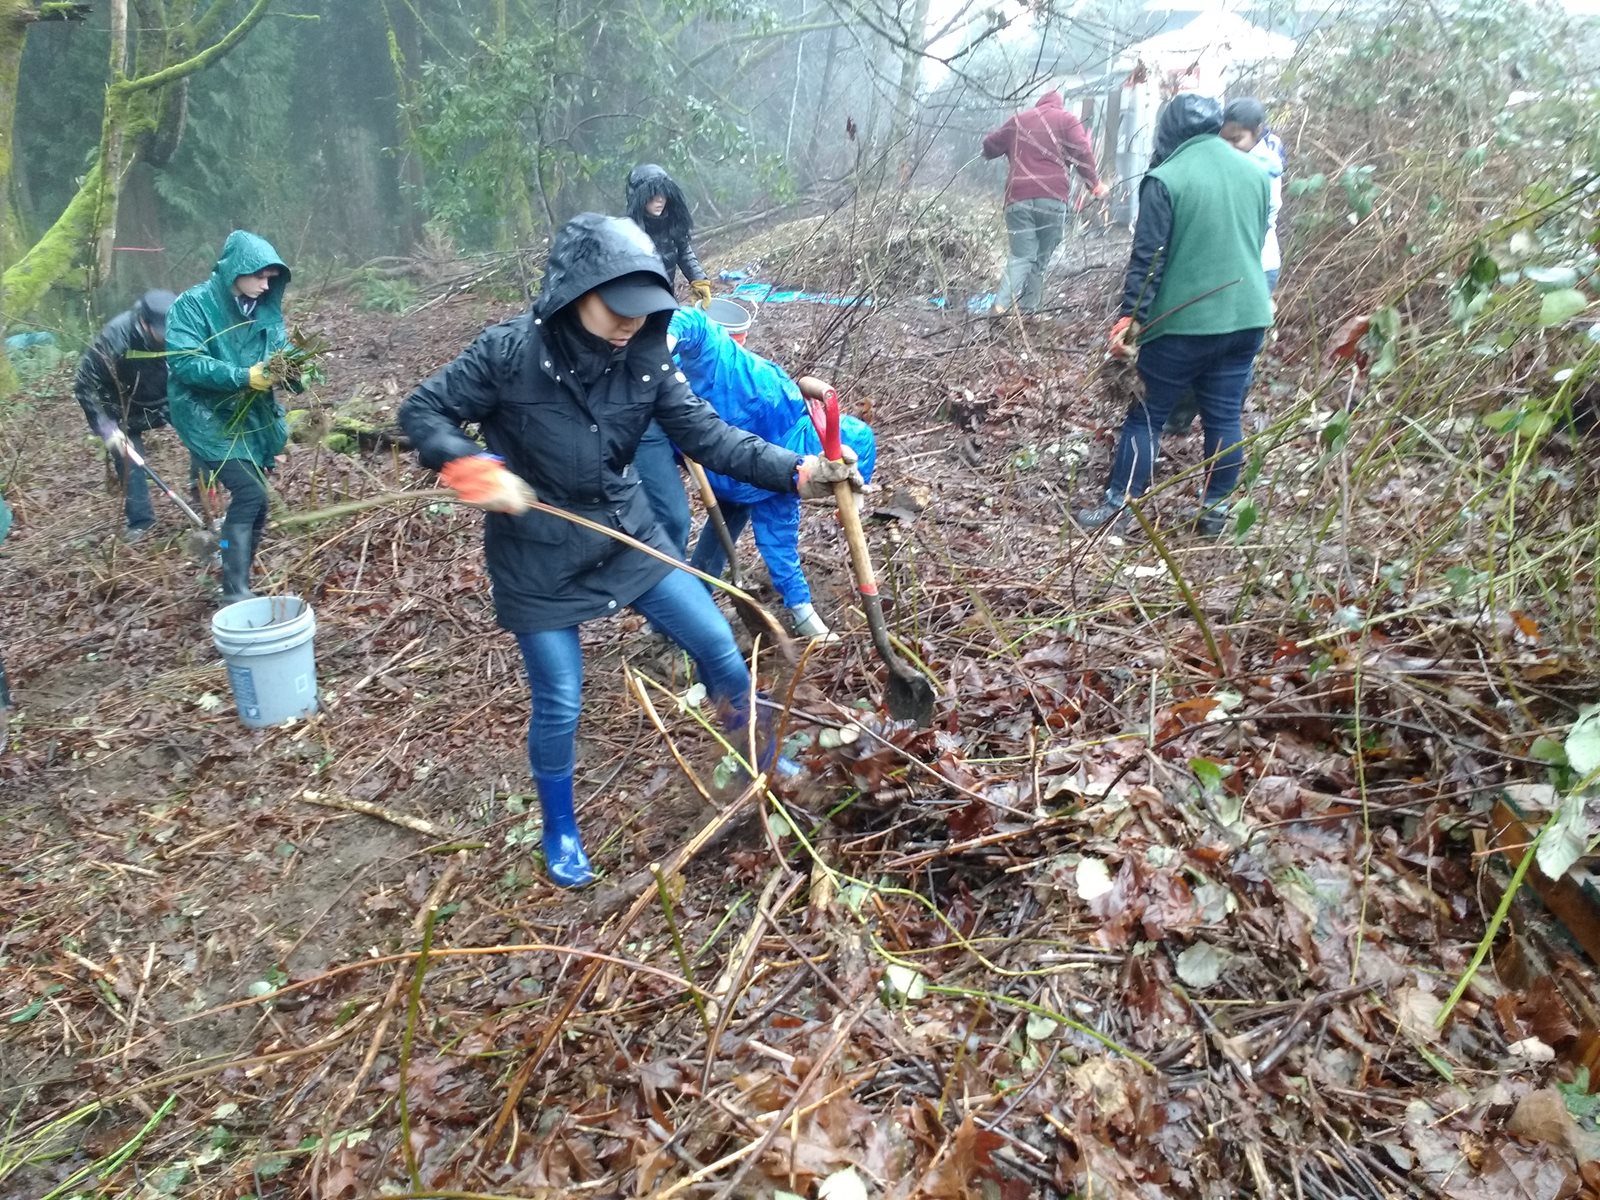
xmin=218 ymin=532 xmax=255 ymax=606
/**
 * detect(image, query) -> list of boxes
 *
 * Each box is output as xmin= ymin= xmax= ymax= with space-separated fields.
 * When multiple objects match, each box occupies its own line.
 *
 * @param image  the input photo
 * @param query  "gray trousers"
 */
xmin=996 ymin=197 xmax=1067 ymax=314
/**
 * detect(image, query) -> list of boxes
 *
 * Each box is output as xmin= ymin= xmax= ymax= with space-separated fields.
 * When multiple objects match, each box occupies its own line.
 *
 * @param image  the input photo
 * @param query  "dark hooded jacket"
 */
xmin=74 ymin=300 xmax=172 ymax=435
xmin=625 ymin=164 xmax=707 ymax=288
xmin=1119 ymin=93 xmax=1272 ymax=337
xmin=400 ymin=214 xmax=801 ymax=633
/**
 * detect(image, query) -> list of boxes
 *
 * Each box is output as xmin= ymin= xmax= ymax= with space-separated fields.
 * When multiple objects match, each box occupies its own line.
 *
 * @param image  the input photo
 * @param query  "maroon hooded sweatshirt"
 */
xmin=982 ymin=91 xmax=1101 ymax=205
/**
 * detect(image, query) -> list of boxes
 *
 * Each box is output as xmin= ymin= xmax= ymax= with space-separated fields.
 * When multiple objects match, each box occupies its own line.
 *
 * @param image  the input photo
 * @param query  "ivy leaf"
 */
xmin=1176 ymin=941 xmax=1231 ymax=989
xmin=1232 ymin=497 xmax=1258 ymax=540
xmin=1564 ymin=705 xmax=1600 ymax=778
xmin=1525 ymin=265 xmax=1579 ymax=290
xmin=1074 ymin=856 xmax=1114 ymax=901
xmin=1190 ymin=757 xmax=1225 ymax=793
xmin=1539 ymin=288 xmax=1589 ymax=327
xmin=1535 ymin=793 xmax=1588 ymax=881
xmin=818 ymin=1168 xmax=870 ymax=1200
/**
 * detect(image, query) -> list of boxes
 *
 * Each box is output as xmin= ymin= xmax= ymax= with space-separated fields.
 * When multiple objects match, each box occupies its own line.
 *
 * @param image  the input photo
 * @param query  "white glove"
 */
xmin=102 ymin=427 xmax=132 ymax=457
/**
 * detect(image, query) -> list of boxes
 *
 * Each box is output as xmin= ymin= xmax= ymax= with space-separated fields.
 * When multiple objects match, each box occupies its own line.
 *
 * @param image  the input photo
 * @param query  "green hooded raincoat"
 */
xmin=167 ymin=231 xmax=292 ymax=466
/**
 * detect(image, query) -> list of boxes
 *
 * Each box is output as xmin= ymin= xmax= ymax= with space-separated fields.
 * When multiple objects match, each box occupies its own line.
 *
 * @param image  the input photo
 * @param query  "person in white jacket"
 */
xmin=1220 ymin=98 xmax=1285 ymax=292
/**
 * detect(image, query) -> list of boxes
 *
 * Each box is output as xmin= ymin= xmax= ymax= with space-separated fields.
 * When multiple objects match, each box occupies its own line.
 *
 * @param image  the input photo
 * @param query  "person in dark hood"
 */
xmin=74 ymin=289 xmax=178 ymax=542
xmin=981 ymin=90 xmax=1109 ymax=316
xmin=625 ymin=162 xmax=714 ymax=558
xmin=1077 ymin=93 xmax=1272 ymax=538
xmin=625 ymin=164 xmax=712 ymax=305
xmin=400 ymin=214 xmax=862 ymax=890
xmin=168 ymin=231 xmax=299 ymax=603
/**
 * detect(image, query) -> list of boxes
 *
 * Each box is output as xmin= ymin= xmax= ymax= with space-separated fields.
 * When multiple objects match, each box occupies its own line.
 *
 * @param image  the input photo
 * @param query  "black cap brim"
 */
xmin=597 ymin=275 xmax=678 ymax=318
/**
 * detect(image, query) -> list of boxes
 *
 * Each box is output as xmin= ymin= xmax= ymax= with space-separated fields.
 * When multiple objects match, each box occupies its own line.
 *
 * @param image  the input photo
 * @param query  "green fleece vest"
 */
xmin=1144 ymin=135 xmax=1275 ymax=340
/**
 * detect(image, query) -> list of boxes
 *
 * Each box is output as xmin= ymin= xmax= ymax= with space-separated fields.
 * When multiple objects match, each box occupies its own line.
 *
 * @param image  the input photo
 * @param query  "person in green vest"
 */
xmin=166 ymin=231 xmax=297 ymax=604
xmin=1076 ymin=93 xmax=1272 ymax=538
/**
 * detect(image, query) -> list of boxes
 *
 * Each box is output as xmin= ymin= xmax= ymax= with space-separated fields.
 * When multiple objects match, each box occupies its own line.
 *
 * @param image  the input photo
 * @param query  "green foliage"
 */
xmin=1340 ymin=165 xmax=1377 ymax=221
xmin=410 ymin=14 xmax=758 ymax=249
xmin=357 ymin=276 xmax=417 ymax=313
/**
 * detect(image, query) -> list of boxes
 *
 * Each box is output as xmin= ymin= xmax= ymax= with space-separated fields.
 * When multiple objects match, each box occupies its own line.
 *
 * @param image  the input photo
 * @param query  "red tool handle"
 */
xmin=805 ymin=388 xmax=843 ymax=462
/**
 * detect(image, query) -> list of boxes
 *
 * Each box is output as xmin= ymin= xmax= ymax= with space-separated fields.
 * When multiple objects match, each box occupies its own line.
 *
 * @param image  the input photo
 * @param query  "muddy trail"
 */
xmin=2 ymin=251 xmax=1598 ymax=1199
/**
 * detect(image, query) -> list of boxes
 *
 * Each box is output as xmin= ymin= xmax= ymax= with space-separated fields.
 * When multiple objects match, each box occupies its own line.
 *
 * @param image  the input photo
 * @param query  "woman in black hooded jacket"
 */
xmin=625 ymin=163 xmax=712 ymax=305
xmin=400 ymin=214 xmax=860 ymax=889
xmin=625 ymin=163 xmax=713 ymax=556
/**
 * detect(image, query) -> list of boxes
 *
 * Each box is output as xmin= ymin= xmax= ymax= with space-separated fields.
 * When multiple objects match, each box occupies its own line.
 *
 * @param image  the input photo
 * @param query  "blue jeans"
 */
xmin=514 ymin=567 xmax=752 ymax=777
xmin=996 ymin=198 xmax=1067 ymax=313
xmin=1106 ymin=328 xmax=1265 ymax=508
xmin=689 ymin=499 xmax=750 ymax=585
xmin=635 ymin=422 xmax=690 ymax=558
xmin=112 ymin=432 xmax=156 ymax=529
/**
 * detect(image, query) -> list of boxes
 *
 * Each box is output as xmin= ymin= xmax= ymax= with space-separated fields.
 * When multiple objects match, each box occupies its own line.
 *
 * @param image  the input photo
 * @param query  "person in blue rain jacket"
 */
xmin=666 ymin=306 xmax=877 ymax=639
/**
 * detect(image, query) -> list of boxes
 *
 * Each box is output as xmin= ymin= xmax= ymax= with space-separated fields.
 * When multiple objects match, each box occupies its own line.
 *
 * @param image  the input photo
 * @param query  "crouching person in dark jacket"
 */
xmin=400 ymin=214 xmax=862 ymax=889
xmin=74 ymin=289 xmax=178 ymax=542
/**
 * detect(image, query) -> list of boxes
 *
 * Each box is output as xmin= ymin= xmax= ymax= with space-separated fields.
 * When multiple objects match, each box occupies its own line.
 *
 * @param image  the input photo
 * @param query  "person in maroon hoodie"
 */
xmin=982 ymin=90 xmax=1109 ymax=315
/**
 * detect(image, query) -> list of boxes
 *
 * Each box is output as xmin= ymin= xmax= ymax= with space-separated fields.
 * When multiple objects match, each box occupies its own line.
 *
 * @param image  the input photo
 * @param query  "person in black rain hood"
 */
xmin=74 ymin=289 xmax=178 ymax=542
xmin=625 ymin=164 xmax=715 ymax=554
xmin=400 ymin=215 xmax=862 ymax=889
xmin=625 ymin=163 xmax=712 ymax=306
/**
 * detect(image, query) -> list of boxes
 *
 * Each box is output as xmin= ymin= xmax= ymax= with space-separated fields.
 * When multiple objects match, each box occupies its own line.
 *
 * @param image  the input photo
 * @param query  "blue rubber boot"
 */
xmin=726 ymin=694 xmax=802 ymax=784
xmin=534 ymin=773 xmax=595 ymax=888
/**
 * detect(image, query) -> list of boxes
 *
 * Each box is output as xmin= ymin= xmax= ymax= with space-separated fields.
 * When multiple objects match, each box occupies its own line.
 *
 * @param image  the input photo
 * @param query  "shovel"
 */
xmin=682 ymin=456 xmax=771 ymax=642
xmin=805 ymin=384 xmax=936 ymax=727
xmin=116 ymin=437 xmax=219 ymax=561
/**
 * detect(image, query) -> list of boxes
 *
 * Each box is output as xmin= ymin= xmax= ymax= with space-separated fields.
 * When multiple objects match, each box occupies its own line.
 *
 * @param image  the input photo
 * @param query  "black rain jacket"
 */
xmin=1120 ymin=94 xmax=1225 ymax=322
xmin=400 ymin=214 xmax=800 ymax=633
xmin=625 ymin=164 xmax=707 ymax=288
xmin=74 ymin=308 xmax=169 ymax=435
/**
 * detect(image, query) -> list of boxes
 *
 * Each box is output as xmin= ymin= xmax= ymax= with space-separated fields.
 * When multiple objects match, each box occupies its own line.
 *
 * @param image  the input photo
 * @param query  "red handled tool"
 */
xmin=806 ymin=385 xmax=935 ymax=726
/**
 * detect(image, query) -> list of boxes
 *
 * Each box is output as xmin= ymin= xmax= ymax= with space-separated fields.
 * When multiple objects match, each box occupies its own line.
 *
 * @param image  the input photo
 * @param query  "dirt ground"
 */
xmin=1 ymin=238 xmax=1597 ymax=1199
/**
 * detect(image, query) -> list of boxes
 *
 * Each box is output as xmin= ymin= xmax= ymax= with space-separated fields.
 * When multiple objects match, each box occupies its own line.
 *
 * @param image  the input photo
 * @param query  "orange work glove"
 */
xmin=1108 ymin=315 xmax=1139 ymax=360
xmin=440 ymin=454 xmax=537 ymax=514
xmin=1090 ymin=181 xmax=1111 ymax=200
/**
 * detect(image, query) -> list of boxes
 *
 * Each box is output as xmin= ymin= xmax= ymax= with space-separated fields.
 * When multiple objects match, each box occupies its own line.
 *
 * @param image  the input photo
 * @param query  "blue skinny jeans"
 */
xmin=1105 ymin=327 xmax=1266 ymax=509
xmin=514 ymin=567 xmax=752 ymax=777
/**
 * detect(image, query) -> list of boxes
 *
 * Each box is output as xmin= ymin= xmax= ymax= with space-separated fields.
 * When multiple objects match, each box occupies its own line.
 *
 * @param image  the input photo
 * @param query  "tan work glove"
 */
xmin=795 ymin=447 xmax=863 ymax=499
xmin=690 ymin=279 xmax=714 ymax=308
xmin=440 ymin=454 xmax=538 ymax=514
xmin=247 ymin=363 xmax=273 ymax=391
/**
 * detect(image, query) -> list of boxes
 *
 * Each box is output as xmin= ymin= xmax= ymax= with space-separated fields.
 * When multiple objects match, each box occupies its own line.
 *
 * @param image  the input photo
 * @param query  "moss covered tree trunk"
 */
xmin=0 ymin=0 xmax=272 ymax=336
xmin=0 ymin=0 xmax=31 ymax=273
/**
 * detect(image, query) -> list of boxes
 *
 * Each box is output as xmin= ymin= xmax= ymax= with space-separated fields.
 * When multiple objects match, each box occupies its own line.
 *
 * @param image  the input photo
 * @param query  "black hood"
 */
xmin=1151 ymin=94 xmax=1224 ymax=166
xmin=625 ymin=163 xmax=693 ymax=243
xmin=535 ymin=213 xmax=675 ymax=321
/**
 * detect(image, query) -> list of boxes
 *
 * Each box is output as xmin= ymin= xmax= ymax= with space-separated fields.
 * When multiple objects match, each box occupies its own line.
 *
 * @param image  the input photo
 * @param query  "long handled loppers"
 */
xmin=116 ymin=439 xmax=220 ymax=561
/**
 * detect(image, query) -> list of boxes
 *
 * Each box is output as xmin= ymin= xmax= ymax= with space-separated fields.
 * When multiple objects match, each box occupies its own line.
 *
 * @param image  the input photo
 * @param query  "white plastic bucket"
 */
xmin=706 ymin=297 xmax=753 ymax=344
xmin=211 ymin=595 xmax=319 ymax=727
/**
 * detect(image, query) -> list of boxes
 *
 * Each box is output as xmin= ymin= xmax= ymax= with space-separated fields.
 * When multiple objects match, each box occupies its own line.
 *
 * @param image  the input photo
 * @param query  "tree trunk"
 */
xmin=888 ymin=0 xmax=932 ymax=174
xmin=0 ymin=0 xmax=29 ymax=271
xmin=1 ymin=0 xmax=273 ymax=324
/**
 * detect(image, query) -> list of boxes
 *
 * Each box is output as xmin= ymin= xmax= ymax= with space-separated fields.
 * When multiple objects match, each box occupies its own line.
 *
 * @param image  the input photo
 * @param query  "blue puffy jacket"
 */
xmin=669 ymin=308 xmax=877 ymax=607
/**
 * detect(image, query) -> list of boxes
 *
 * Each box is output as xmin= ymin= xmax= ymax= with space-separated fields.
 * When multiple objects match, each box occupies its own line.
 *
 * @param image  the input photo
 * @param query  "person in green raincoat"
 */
xmin=167 ymin=230 xmax=296 ymax=604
